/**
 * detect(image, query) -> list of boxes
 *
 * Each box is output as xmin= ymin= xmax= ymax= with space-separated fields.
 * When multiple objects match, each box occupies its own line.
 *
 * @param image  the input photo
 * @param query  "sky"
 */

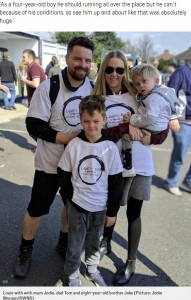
xmin=117 ymin=32 xmax=191 ymax=56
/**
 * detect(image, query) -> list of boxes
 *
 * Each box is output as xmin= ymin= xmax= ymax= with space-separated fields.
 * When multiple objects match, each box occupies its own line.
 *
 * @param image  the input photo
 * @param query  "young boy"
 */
xmin=57 ymin=95 xmax=123 ymax=286
xmin=122 ymin=63 xmax=180 ymax=178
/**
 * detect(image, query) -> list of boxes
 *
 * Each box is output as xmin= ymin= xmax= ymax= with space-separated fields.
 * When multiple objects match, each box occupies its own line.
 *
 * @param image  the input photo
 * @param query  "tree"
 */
xmin=55 ymin=32 xmax=86 ymax=44
xmin=123 ymin=39 xmax=136 ymax=53
xmin=90 ymin=32 xmax=126 ymax=63
xmin=135 ymin=34 xmax=155 ymax=63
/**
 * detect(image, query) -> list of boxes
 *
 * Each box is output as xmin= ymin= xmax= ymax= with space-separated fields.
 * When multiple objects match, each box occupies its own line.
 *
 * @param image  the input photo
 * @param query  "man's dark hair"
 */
xmin=67 ymin=36 xmax=94 ymax=54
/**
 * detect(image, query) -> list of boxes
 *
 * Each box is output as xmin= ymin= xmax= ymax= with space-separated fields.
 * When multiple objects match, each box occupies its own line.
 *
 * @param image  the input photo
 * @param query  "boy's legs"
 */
xmin=64 ymin=203 xmax=107 ymax=286
xmin=56 ymin=206 xmax=68 ymax=257
xmin=64 ymin=201 xmax=86 ymax=286
xmin=85 ymin=210 xmax=108 ymax=286
xmin=122 ymin=133 xmax=136 ymax=177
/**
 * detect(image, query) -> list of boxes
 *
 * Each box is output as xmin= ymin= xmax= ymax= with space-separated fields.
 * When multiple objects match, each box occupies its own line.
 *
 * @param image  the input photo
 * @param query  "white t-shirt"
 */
xmin=105 ymin=93 xmax=154 ymax=176
xmin=58 ymin=137 xmax=123 ymax=212
xmin=27 ymin=72 xmax=93 ymax=173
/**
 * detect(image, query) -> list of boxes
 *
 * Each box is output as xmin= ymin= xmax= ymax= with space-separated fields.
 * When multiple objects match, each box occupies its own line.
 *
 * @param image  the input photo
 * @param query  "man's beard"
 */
xmin=68 ymin=67 xmax=90 ymax=81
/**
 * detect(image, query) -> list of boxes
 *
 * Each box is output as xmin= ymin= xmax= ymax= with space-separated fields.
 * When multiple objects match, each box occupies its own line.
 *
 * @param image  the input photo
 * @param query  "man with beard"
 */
xmin=14 ymin=36 xmax=95 ymax=278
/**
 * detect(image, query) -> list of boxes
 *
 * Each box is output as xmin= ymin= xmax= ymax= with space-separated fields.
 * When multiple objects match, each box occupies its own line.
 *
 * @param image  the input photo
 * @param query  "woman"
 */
xmin=48 ymin=57 xmax=61 ymax=79
xmin=17 ymin=60 xmax=27 ymax=100
xmin=93 ymin=50 xmax=169 ymax=286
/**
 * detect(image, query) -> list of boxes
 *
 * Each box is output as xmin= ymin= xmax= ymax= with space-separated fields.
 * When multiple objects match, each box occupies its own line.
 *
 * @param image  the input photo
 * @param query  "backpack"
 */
xmin=49 ymin=74 xmax=94 ymax=105
xmin=49 ymin=74 xmax=60 ymax=106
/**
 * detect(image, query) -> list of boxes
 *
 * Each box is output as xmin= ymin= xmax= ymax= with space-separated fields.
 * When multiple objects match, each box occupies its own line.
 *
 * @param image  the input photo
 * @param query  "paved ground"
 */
xmin=0 ymin=102 xmax=191 ymax=300
xmin=0 ymin=100 xmax=28 ymax=124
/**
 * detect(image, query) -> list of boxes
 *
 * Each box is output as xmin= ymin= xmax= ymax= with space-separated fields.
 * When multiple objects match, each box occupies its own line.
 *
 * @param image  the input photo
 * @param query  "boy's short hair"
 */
xmin=130 ymin=63 xmax=161 ymax=81
xmin=79 ymin=95 xmax=106 ymax=117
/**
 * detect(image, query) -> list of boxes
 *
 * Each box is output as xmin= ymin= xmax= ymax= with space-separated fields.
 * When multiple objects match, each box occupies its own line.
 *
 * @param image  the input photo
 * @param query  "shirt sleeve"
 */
xmin=106 ymin=173 xmax=123 ymax=217
xmin=57 ymin=167 xmax=73 ymax=205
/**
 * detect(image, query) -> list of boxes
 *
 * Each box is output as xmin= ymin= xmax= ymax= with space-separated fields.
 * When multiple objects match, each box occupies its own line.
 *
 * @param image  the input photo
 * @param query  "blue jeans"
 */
xmin=165 ymin=123 xmax=191 ymax=187
xmin=2 ymin=82 xmax=16 ymax=109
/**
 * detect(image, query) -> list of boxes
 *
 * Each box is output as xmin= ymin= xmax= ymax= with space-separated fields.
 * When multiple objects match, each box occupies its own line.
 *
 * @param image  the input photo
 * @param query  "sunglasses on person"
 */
xmin=105 ymin=66 xmax=125 ymax=75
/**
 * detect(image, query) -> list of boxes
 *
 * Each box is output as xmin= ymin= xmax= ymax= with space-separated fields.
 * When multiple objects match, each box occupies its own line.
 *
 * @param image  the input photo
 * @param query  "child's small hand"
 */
xmin=169 ymin=119 xmax=180 ymax=133
xmin=104 ymin=216 xmax=116 ymax=227
xmin=123 ymin=112 xmax=131 ymax=123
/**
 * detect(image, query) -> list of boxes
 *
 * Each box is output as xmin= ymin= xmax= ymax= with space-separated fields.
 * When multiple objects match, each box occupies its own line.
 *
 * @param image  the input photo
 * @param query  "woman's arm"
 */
xmin=141 ymin=126 xmax=169 ymax=145
xmin=104 ymin=123 xmax=143 ymax=143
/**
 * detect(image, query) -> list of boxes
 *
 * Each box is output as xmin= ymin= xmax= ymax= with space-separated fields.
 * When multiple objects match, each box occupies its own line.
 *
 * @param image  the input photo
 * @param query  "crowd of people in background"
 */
xmin=0 ymin=36 xmax=191 ymax=286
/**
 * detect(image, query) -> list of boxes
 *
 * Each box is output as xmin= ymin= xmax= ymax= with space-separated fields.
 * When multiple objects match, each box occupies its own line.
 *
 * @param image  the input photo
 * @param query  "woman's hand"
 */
xmin=129 ymin=124 xmax=144 ymax=140
xmin=140 ymin=129 xmax=151 ymax=145
xmin=169 ymin=119 xmax=180 ymax=133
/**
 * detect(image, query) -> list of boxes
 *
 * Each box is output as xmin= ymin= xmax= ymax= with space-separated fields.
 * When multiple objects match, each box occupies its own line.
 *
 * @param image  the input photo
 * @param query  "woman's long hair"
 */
xmin=93 ymin=50 xmax=137 ymax=96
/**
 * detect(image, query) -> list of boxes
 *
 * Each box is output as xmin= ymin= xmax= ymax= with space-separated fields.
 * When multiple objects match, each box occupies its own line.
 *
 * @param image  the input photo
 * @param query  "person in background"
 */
xmin=48 ymin=57 xmax=61 ymax=79
xmin=58 ymin=95 xmax=123 ymax=286
xmin=45 ymin=55 xmax=58 ymax=76
xmin=35 ymin=56 xmax=42 ymax=67
xmin=92 ymin=50 xmax=169 ymax=286
xmin=13 ymin=36 xmax=95 ymax=280
xmin=127 ymin=58 xmax=134 ymax=70
xmin=88 ymin=63 xmax=97 ymax=84
xmin=0 ymin=52 xmax=17 ymax=110
xmin=165 ymin=62 xmax=177 ymax=85
xmin=164 ymin=59 xmax=191 ymax=196
xmin=17 ymin=60 xmax=28 ymax=102
xmin=20 ymin=49 xmax=46 ymax=106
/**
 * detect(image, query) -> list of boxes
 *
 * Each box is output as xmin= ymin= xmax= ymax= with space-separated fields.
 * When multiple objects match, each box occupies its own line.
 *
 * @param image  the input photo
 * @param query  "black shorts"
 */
xmin=27 ymin=170 xmax=60 ymax=217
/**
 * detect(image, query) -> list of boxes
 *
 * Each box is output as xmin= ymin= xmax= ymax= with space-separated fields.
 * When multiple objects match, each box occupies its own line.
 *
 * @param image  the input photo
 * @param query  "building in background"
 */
xmin=0 ymin=32 xmax=67 ymax=71
xmin=174 ymin=47 xmax=191 ymax=66
xmin=0 ymin=32 xmax=67 ymax=100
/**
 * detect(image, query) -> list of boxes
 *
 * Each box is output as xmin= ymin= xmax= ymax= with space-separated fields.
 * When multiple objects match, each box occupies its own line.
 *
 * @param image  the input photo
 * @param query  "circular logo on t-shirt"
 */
xmin=78 ymin=155 xmax=105 ymax=185
xmin=62 ymin=96 xmax=83 ymax=126
xmin=106 ymin=103 xmax=135 ymax=127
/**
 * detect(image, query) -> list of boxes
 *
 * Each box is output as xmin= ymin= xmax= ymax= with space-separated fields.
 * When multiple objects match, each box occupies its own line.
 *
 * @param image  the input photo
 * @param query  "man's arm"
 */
xmin=26 ymin=116 xmax=78 ymax=144
xmin=21 ymin=76 xmax=40 ymax=89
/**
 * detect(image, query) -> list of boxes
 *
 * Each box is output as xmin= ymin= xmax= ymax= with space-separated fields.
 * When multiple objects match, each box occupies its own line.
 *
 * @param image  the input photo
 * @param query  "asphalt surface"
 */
xmin=0 ymin=101 xmax=191 ymax=297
